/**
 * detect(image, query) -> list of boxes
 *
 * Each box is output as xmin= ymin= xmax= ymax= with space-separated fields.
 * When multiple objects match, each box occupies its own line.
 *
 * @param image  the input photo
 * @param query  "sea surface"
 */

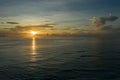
xmin=0 ymin=37 xmax=120 ymax=80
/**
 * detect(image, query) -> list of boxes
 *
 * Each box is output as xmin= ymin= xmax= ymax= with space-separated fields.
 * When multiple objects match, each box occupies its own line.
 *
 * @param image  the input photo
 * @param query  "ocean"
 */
xmin=0 ymin=37 xmax=120 ymax=80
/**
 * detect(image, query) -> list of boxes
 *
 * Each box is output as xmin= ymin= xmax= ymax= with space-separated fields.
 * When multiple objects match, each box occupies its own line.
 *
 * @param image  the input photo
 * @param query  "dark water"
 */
xmin=0 ymin=37 xmax=120 ymax=80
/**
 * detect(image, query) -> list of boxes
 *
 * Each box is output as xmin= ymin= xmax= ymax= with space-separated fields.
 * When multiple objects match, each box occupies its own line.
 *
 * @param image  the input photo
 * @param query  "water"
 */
xmin=0 ymin=37 xmax=120 ymax=80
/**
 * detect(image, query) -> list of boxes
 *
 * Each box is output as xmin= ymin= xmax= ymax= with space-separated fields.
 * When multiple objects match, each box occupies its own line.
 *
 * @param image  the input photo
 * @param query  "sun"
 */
xmin=31 ymin=31 xmax=37 ymax=35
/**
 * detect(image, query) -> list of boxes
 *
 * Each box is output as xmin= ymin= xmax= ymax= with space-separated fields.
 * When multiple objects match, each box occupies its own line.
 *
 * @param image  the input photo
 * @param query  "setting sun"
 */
xmin=31 ymin=31 xmax=37 ymax=35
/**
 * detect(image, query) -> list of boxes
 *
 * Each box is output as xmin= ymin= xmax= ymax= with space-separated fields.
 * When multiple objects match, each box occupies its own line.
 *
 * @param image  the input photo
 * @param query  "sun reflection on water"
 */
xmin=31 ymin=37 xmax=37 ymax=62
xmin=32 ymin=37 xmax=36 ymax=55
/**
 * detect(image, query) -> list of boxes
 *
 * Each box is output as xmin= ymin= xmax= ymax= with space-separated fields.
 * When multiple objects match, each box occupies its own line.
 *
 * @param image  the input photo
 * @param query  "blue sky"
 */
xmin=0 ymin=0 xmax=120 ymax=34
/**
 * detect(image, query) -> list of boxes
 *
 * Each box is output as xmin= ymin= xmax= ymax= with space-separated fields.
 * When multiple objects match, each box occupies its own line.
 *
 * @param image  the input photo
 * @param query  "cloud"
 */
xmin=22 ymin=23 xmax=56 ymax=28
xmin=105 ymin=16 xmax=119 ymax=22
xmin=8 ymin=23 xmax=56 ymax=32
xmin=89 ymin=15 xmax=120 ymax=37
xmin=102 ymin=25 xmax=113 ymax=31
xmin=0 ymin=16 xmax=8 ymax=18
xmin=92 ymin=17 xmax=105 ymax=27
xmin=7 ymin=22 xmax=19 ymax=24
xmin=102 ymin=25 xmax=120 ymax=32
xmin=0 ymin=22 xmax=5 ymax=24
xmin=91 ymin=16 xmax=119 ymax=28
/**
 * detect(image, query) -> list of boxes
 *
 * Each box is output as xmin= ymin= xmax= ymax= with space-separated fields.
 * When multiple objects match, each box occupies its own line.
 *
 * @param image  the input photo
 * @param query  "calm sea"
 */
xmin=0 ymin=37 xmax=120 ymax=80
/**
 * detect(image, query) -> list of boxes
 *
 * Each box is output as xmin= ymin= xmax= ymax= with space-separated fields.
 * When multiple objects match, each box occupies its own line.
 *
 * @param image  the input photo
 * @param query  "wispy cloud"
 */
xmin=6 ymin=23 xmax=56 ymax=33
xmin=6 ymin=22 xmax=19 ymax=24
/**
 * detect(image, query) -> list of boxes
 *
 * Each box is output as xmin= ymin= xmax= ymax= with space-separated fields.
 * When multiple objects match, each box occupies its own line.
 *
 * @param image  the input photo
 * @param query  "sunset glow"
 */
xmin=0 ymin=0 xmax=119 ymax=38
xmin=31 ymin=31 xmax=37 ymax=35
xmin=0 ymin=0 xmax=120 ymax=80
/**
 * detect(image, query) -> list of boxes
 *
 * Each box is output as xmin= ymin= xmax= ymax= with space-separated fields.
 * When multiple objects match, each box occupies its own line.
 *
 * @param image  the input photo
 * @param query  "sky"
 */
xmin=0 ymin=0 xmax=120 ymax=36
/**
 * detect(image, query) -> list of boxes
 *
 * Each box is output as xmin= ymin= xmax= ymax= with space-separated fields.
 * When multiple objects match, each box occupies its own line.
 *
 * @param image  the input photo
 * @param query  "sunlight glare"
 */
xmin=31 ymin=31 xmax=37 ymax=35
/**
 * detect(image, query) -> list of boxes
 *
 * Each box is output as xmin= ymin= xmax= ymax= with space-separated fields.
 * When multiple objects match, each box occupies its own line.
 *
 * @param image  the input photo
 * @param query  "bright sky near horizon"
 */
xmin=0 ymin=0 xmax=120 ymax=35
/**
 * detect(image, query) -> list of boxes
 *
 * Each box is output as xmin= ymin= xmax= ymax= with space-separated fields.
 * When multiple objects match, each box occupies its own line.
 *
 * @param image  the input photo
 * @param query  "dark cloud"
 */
xmin=92 ymin=17 xmax=106 ymax=27
xmin=7 ymin=22 xmax=19 ymax=24
xmin=102 ymin=25 xmax=120 ymax=32
xmin=105 ymin=16 xmax=119 ymax=22
xmin=91 ymin=15 xmax=119 ymax=33
xmin=102 ymin=25 xmax=113 ymax=31
xmin=91 ymin=16 xmax=119 ymax=28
